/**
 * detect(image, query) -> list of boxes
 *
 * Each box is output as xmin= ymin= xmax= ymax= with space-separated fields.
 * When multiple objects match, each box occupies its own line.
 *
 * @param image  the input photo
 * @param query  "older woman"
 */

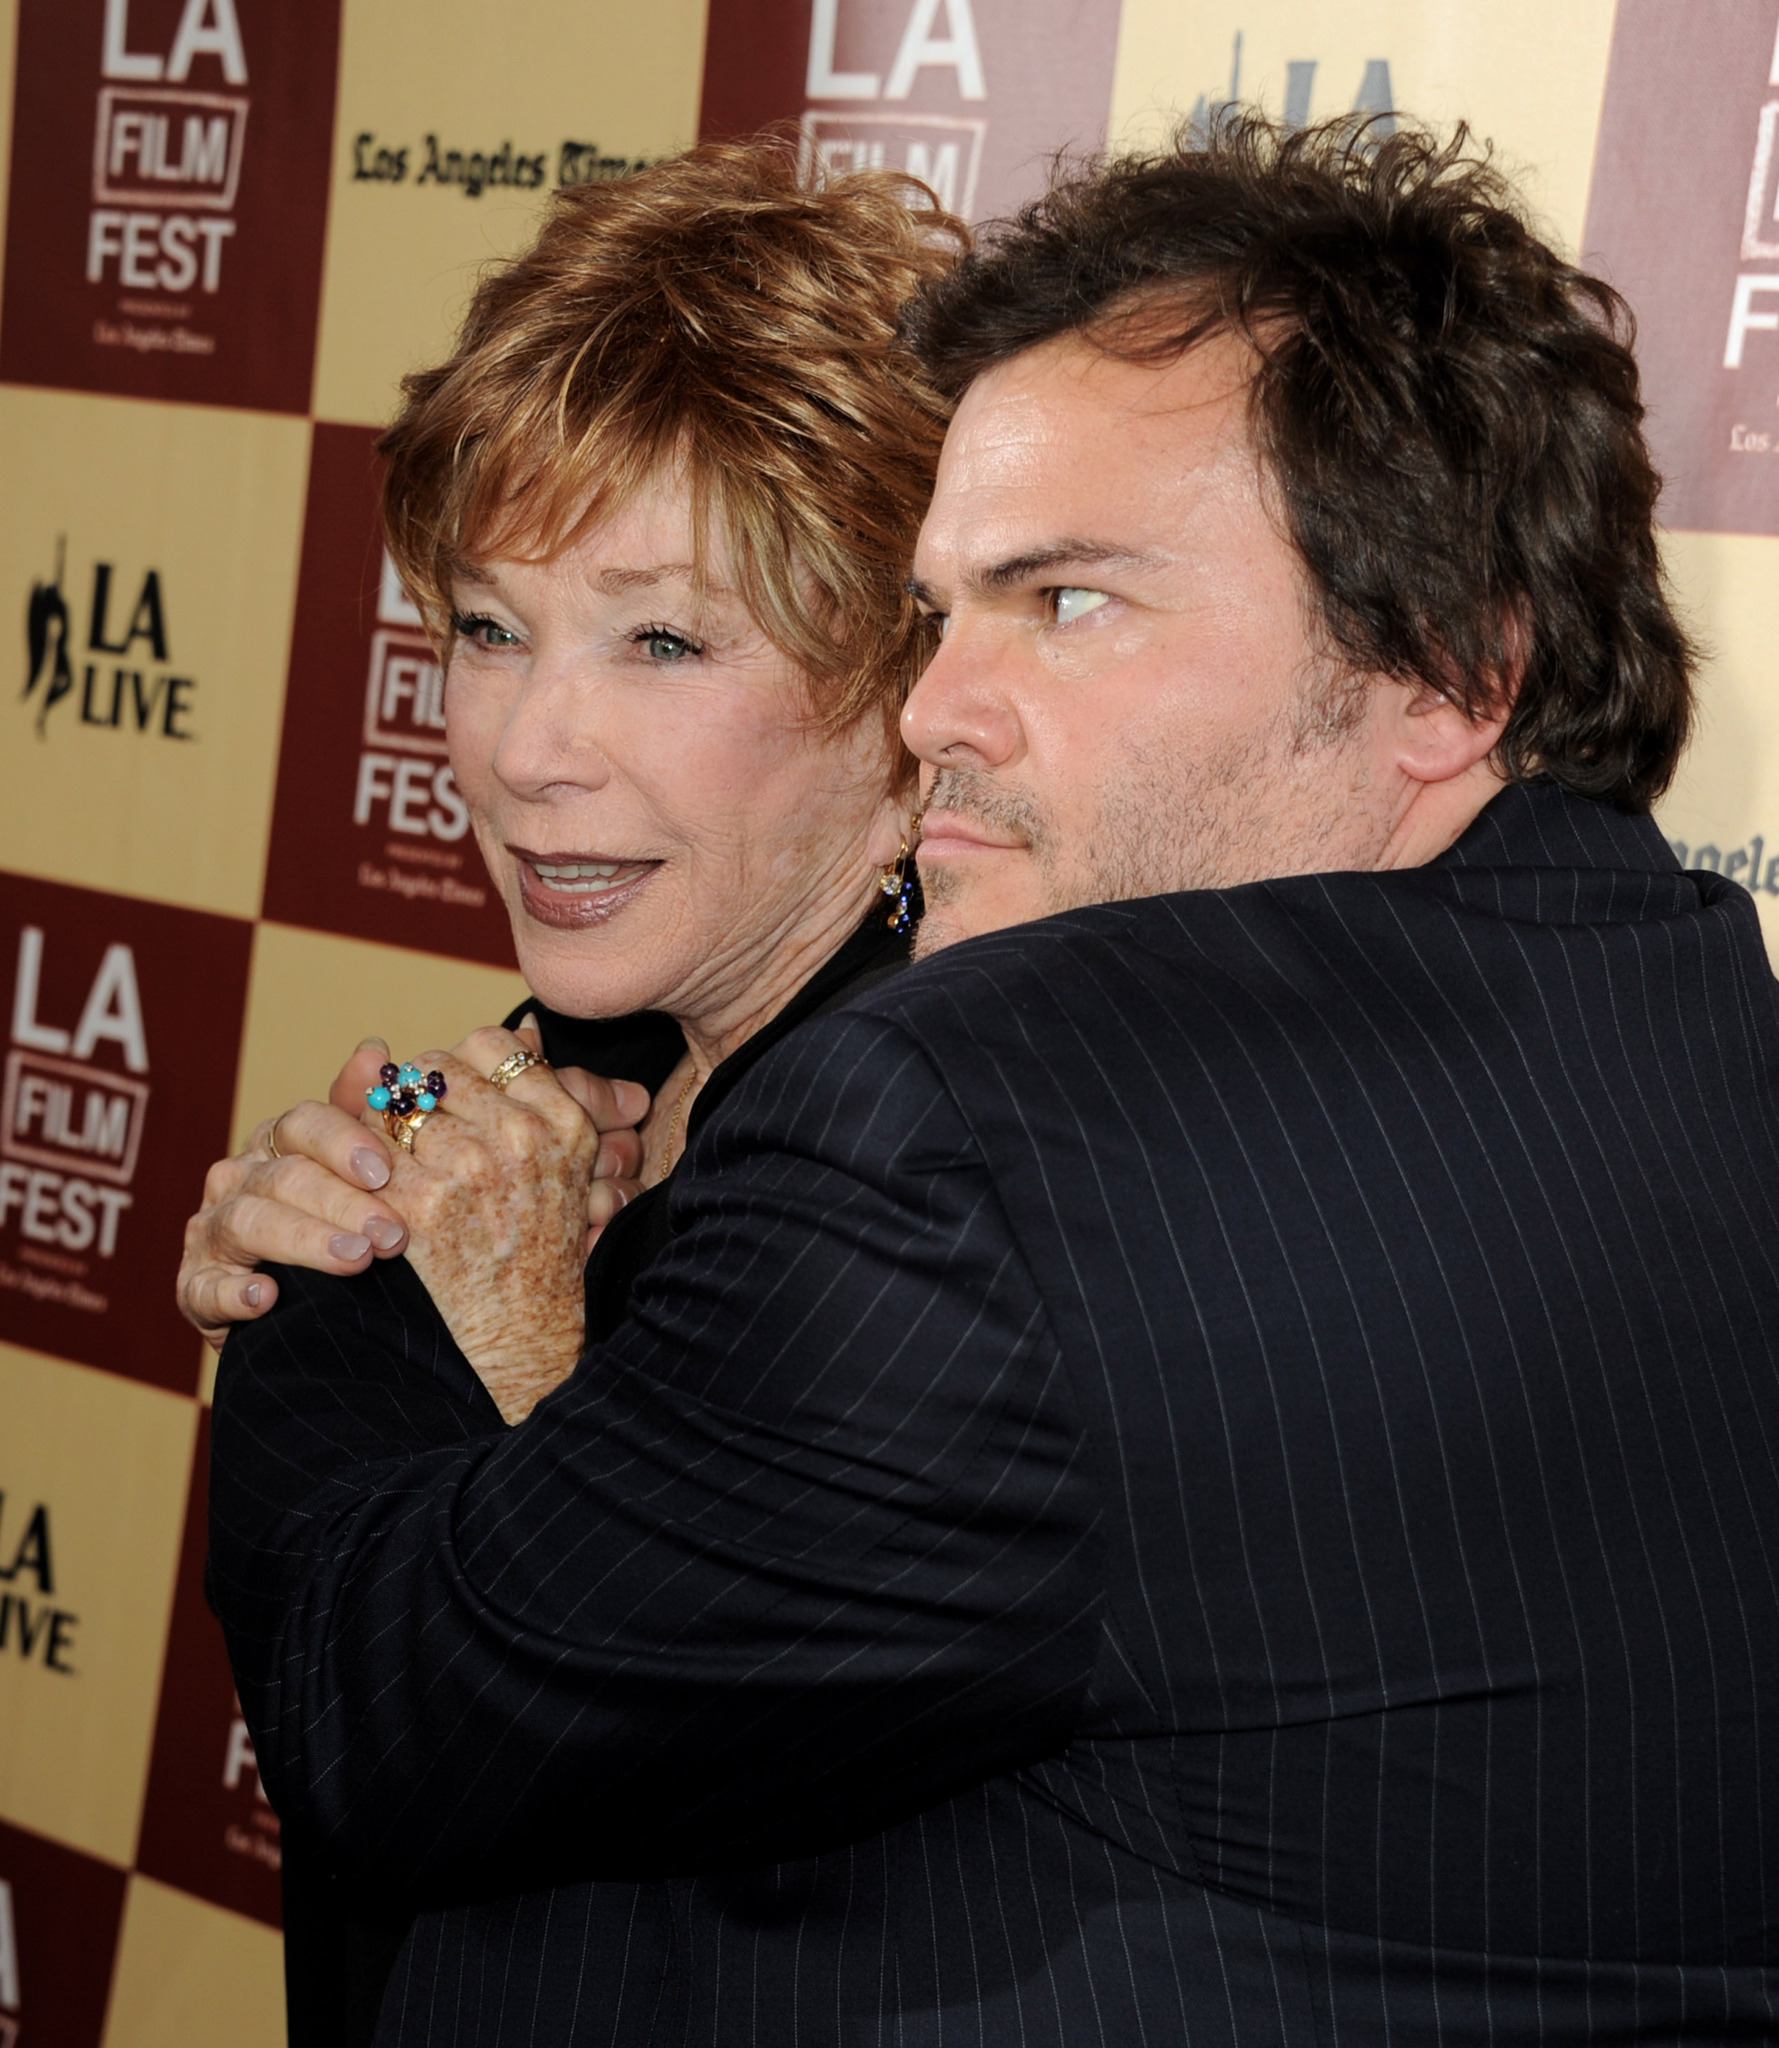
xmin=189 ymin=143 xmax=963 ymax=2043
xmin=182 ymin=141 xmax=959 ymax=1367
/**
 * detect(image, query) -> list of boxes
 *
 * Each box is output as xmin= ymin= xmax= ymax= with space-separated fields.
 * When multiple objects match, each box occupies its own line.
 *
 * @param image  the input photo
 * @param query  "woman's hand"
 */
xmin=382 ymin=1027 xmax=624 ymax=1423
xmin=177 ymin=1030 xmax=647 ymax=1351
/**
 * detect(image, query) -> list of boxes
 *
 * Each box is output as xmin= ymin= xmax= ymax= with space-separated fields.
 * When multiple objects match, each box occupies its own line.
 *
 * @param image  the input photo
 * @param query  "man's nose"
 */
xmin=901 ymin=622 xmax=1023 ymax=770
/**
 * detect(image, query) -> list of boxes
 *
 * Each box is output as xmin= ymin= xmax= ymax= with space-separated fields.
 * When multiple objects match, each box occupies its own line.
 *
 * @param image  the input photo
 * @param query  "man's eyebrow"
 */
xmin=907 ymin=540 xmax=1164 ymax=608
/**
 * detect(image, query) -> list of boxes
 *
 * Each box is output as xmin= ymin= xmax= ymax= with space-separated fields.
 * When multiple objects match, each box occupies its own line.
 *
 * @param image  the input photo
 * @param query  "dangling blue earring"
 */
xmin=880 ymin=811 xmax=922 ymax=933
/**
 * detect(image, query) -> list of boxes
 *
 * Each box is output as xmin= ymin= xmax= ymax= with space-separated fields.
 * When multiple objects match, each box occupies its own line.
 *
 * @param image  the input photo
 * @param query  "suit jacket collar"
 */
xmin=1435 ymin=778 xmax=1678 ymax=876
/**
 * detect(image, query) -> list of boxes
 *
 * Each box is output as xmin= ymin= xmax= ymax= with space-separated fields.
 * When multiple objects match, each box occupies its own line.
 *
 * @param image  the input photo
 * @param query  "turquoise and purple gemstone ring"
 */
xmin=367 ymin=1060 xmax=447 ymax=1152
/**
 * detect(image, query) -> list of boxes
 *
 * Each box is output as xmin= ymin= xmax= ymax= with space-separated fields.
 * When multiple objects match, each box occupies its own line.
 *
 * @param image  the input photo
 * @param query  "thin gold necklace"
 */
xmin=654 ymin=1068 xmax=700 ymax=1186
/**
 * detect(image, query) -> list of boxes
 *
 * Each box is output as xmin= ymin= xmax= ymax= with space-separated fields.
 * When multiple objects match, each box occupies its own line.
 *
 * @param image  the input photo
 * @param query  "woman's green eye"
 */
xmin=1053 ymin=587 xmax=1110 ymax=624
xmin=640 ymin=629 xmax=698 ymax=660
xmin=452 ymin=612 xmax=519 ymax=648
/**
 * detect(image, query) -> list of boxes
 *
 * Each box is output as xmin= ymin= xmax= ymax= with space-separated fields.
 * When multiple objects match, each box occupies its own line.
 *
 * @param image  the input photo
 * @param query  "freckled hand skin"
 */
xmin=381 ymin=1060 xmax=601 ymax=1423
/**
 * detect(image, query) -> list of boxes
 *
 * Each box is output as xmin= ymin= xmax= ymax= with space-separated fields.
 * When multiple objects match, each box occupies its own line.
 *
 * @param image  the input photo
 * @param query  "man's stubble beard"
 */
xmin=913 ymin=670 xmax=1372 ymax=959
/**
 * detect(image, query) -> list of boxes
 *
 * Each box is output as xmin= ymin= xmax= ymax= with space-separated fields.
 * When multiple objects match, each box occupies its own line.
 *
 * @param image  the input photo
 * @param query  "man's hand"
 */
xmin=177 ymin=1028 xmax=647 ymax=1351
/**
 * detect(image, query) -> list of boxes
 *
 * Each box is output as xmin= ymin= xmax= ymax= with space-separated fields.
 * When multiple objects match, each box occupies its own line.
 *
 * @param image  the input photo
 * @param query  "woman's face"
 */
xmin=445 ymin=475 xmax=905 ymax=1032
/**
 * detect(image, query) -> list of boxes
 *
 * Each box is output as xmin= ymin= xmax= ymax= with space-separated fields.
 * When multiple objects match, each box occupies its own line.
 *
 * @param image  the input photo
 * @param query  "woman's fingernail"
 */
xmin=243 ymin=1280 xmax=263 ymax=1308
xmin=351 ymin=1146 xmax=390 ymax=1189
xmin=330 ymin=1232 xmax=371 ymax=1261
xmin=364 ymin=1217 xmax=404 ymax=1251
xmin=615 ymin=1081 xmax=649 ymax=1122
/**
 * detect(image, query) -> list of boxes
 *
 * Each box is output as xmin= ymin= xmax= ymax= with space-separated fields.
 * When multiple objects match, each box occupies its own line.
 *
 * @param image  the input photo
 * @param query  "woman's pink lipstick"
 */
xmin=510 ymin=849 xmax=661 ymax=930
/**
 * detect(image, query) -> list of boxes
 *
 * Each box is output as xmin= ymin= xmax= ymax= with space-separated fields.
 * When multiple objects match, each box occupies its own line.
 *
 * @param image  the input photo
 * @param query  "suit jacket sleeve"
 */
xmin=208 ymin=1009 xmax=1102 ymax=1896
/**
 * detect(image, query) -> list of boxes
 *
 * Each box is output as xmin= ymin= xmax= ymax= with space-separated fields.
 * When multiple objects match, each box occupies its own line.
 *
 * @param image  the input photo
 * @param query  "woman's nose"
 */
xmin=490 ymin=663 xmax=612 ymax=798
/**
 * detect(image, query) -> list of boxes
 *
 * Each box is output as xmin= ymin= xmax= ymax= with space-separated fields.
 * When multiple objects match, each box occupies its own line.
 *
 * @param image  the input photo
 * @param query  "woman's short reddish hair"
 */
xmin=379 ymin=140 xmax=966 ymax=748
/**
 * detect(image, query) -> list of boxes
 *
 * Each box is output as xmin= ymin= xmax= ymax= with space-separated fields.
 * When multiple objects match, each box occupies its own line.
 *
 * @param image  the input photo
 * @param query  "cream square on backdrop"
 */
xmin=311 ymin=0 xmax=709 ymax=427
xmin=0 ymin=387 xmax=309 ymax=921
xmin=101 ymin=1875 xmax=284 ymax=2048
xmin=1108 ymin=0 xmax=1618 ymax=255
xmin=0 ymin=1341 xmax=193 ymax=1867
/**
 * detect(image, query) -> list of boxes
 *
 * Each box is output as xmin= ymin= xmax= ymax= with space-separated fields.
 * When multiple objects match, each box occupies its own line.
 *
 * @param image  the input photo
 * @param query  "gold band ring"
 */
xmin=487 ymin=1048 xmax=547 ymax=1091
xmin=388 ymin=1111 xmax=429 ymax=1153
xmin=266 ymin=1114 xmax=287 ymax=1161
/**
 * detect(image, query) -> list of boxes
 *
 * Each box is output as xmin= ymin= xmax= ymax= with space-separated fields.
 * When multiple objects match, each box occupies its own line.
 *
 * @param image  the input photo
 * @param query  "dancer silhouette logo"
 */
xmin=19 ymin=541 xmax=196 ymax=742
xmin=22 ymin=545 xmax=74 ymax=739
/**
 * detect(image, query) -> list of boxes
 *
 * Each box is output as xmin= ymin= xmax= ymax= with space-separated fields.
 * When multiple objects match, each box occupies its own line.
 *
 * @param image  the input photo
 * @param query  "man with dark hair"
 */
xmin=211 ymin=119 xmax=1778 ymax=2043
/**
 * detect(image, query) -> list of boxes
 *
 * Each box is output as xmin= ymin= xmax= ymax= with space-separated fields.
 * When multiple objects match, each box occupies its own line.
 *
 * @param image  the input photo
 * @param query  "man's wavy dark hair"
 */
xmin=901 ymin=114 xmax=1693 ymax=811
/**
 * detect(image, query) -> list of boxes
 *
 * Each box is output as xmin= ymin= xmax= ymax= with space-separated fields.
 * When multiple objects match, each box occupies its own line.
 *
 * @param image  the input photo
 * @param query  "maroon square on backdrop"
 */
xmin=261 ymin=422 xmax=518 ymax=970
xmin=0 ymin=871 xmax=251 ymax=1393
xmin=0 ymin=0 xmax=341 ymax=414
xmin=0 ymin=1818 xmax=127 ymax=2048
xmin=136 ymin=1409 xmax=281 ymax=1929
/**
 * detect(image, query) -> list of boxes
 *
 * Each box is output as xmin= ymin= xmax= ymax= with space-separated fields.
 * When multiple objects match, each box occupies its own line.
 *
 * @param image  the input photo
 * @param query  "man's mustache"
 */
xmin=920 ymin=767 xmax=1050 ymax=855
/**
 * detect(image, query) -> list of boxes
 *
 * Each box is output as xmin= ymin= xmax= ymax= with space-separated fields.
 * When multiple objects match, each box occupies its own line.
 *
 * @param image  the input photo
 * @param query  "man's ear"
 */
xmin=1393 ymin=680 xmax=1511 ymax=788
xmin=1394 ymin=615 xmax=1524 ymax=788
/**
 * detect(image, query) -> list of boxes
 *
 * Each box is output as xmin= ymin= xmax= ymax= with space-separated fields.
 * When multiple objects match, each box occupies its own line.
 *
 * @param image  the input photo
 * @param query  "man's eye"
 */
xmin=452 ymin=612 xmax=520 ymax=649
xmin=1052 ymin=587 xmax=1110 ymax=624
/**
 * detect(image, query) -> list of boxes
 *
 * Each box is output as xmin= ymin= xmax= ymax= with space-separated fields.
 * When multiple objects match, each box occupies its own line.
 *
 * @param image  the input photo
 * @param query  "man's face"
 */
xmin=903 ymin=329 xmax=1415 ymax=955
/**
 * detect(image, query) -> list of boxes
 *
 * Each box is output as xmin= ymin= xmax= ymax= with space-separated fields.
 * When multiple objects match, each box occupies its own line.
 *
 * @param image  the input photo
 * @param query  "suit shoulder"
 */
xmin=832 ymin=890 xmax=1354 ymax=1049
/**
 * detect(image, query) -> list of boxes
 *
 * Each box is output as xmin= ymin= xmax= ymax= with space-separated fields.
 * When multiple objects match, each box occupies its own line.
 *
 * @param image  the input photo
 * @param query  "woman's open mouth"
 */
xmin=512 ymin=851 xmax=661 ymax=929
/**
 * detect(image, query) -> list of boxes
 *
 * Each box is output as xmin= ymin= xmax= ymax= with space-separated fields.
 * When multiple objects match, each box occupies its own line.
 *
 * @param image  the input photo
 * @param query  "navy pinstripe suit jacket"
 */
xmin=210 ymin=782 xmax=1779 ymax=2044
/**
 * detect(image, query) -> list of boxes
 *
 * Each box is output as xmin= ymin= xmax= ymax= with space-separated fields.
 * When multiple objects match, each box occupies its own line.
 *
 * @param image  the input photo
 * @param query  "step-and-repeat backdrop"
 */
xmin=0 ymin=1 xmax=1773 ymax=2039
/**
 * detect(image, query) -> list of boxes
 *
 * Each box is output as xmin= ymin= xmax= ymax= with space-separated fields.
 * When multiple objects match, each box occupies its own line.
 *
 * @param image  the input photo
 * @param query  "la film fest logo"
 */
xmin=222 ymin=1694 xmax=280 ymax=1873
xmin=352 ymin=553 xmax=486 ymax=907
xmin=0 ymin=925 xmax=149 ymax=1314
xmin=0 ymin=1821 xmax=126 ymax=2048
xmin=800 ymin=0 xmax=990 ymax=214
xmin=21 ymin=539 xmax=197 ymax=741
xmin=86 ymin=0 xmax=252 ymax=359
xmin=1726 ymin=20 xmax=1779 ymax=444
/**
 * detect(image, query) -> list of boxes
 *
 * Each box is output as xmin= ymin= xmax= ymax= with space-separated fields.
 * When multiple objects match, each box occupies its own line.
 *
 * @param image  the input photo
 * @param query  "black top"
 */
xmin=276 ymin=903 xmax=913 ymax=2048
xmin=525 ymin=903 xmax=914 ymax=1345
xmin=214 ymin=784 xmax=1779 ymax=2045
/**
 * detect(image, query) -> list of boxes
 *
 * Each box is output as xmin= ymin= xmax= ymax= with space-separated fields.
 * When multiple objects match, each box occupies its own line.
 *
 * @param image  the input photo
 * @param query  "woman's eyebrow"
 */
xmin=594 ymin=563 xmax=698 ymax=594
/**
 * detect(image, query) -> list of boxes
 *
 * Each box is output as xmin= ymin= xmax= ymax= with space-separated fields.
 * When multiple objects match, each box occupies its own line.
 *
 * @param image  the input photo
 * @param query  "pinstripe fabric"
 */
xmin=210 ymin=781 xmax=1779 ymax=2043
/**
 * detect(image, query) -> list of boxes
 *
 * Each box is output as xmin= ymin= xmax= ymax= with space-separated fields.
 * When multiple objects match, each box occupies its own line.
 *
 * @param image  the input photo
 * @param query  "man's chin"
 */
xmin=911 ymin=915 xmax=963 ymax=960
xmin=912 ymin=895 xmax=1039 ymax=959
xmin=911 ymin=856 xmax=1053 ymax=958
